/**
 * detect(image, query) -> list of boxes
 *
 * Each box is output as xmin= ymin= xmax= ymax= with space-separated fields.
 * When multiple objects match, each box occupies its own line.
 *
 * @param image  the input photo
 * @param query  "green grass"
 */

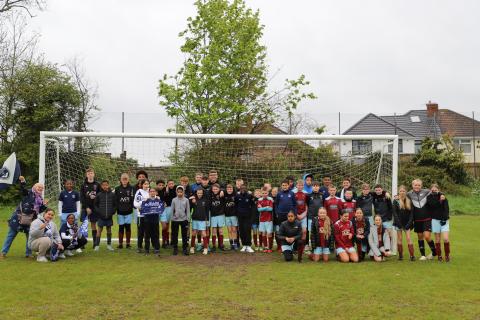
xmin=0 ymin=206 xmax=479 ymax=319
xmin=448 ymin=195 xmax=480 ymax=215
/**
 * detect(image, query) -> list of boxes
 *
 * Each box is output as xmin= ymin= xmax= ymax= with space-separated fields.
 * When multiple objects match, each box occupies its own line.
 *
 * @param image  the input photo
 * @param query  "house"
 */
xmin=339 ymin=102 xmax=480 ymax=164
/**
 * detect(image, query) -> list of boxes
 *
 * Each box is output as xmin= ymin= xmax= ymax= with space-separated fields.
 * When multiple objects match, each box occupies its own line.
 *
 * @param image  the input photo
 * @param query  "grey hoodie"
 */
xmin=28 ymin=215 xmax=61 ymax=249
xmin=368 ymin=224 xmax=391 ymax=257
xmin=171 ymin=196 xmax=190 ymax=221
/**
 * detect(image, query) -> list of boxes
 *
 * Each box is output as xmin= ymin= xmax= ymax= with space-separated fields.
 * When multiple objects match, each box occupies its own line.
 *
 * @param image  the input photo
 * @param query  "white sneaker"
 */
xmin=107 ymin=245 xmax=114 ymax=251
xmin=246 ymin=246 xmax=255 ymax=253
xmin=427 ymin=254 xmax=433 ymax=260
xmin=94 ymin=246 xmax=100 ymax=252
xmin=240 ymin=246 xmax=247 ymax=252
xmin=76 ymin=248 xmax=83 ymax=253
xmin=58 ymin=253 xmax=66 ymax=259
xmin=65 ymin=250 xmax=74 ymax=257
xmin=202 ymin=248 xmax=208 ymax=255
xmin=190 ymin=247 xmax=195 ymax=254
xmin=419 ymin=255 xmax=427 ymax=261
xmin=37 ymin=256 xmax=48 ymax=263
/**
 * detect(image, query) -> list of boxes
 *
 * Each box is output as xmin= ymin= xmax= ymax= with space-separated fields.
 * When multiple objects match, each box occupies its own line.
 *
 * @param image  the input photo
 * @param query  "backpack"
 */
xmin=17 ymin=202 xmax=35 ymax=226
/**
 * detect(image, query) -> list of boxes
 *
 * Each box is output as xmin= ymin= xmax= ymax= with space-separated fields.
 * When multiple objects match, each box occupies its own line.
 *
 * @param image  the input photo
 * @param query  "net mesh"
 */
xmin=44 ymin=136 xmax=393 ymax=201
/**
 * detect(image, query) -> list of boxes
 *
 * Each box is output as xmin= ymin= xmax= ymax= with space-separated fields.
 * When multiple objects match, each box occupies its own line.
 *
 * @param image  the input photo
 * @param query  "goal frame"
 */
xmin=39 ymin=131 xmax=399 ymax=195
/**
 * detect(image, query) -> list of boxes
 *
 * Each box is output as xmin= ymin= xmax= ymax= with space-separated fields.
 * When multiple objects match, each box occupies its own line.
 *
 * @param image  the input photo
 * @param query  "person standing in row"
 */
xmin=171 ymin=186 xmax=190 ymax=256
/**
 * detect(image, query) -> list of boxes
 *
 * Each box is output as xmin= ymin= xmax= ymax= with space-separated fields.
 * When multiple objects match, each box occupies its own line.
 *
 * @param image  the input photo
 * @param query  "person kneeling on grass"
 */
xmin=94 ymin=180 xmax=117 ymax=251
xmin=28 ymin=208 xmax=64 ymax=262
xmin=60 ymin=213 xmax=88 ymax=257
xmin=309 ymin=208 xmax=331 ymax=262
xmin=277 ymin=211 xmax=303 ymax=262
xmin=334 ymin=211 xmax=359 ymax=263
xmin=368 ymin=215 xmax=391 ymax=262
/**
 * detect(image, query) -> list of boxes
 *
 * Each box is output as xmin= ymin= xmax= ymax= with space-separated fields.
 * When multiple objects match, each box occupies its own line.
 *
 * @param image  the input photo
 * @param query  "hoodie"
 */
xmin=302 ymin=173 xmax=314 ymax=194
xmin=28 ymin=215 xmax=61 ymax=249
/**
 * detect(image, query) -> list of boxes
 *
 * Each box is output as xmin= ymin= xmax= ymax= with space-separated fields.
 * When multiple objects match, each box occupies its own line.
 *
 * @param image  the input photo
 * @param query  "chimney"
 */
xmin=426 ymin=100 xmax=439 ymax=117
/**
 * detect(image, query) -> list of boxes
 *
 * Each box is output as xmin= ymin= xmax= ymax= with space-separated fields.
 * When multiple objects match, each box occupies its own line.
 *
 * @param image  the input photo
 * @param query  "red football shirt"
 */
xmin=334 ymin=219 xmax=354 ymax=249
xmin=324 ymin=196 xmax=343 ymax=222
xmin=295 ymin=191 xmax=308 ymax=216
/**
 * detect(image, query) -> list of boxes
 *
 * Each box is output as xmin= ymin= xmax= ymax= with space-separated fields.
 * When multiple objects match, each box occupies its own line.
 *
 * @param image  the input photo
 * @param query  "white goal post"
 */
xmin=39 ymin=131 xmax=399 ymax=199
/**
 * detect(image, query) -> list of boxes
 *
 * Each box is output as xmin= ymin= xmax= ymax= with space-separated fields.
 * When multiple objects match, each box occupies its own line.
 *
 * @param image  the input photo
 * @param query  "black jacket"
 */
xmin=407 ymin=189 xmax=430 ymax=221
xmin=372 ymin=191 xmax=393 ymax=222
xmin=307 ymin=192 xmax=324 ymax=219
xmin=357 ymin=193 xmax=374 ymax=217
xmin=234 ymin=192 xmax=254 ymax=217
xmin=277 ymin=220 xmax=302 ymax=246
xmin=392 ymin=199 xmax=414 ymax=230
xmin=352 ymin=217 xmax=370 ymax=244
xmin=427 ymin=193 xmax=450 ymax=221
xmin=80 ymin=179 xmax=101 ymax=210
xmin=191 ymin=196 xmax=209 ymax=221
xmin=115 ymin=184 xmax=135 ymax=215
xmin=94 ymin=189 xmax=117 ymax=220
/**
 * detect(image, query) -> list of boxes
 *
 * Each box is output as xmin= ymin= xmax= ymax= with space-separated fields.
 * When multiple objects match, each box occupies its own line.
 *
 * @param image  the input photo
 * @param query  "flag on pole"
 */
xmin=0 ymin=153 xmax=21 ymax=190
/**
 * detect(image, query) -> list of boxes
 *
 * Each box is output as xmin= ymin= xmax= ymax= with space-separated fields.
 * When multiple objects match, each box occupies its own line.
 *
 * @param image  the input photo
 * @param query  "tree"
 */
xmin=0 ymin=12 xmax=39 ymax=154
xmin=0 ymin=0 xmax=44 ymax=16
xmin=158 ymin=0 xmax=315 ymax=135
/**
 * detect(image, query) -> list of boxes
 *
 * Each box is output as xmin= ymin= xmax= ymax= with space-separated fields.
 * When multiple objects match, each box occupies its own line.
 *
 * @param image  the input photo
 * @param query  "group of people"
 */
xmin=0 ymin=168 xmax=451 ymax=264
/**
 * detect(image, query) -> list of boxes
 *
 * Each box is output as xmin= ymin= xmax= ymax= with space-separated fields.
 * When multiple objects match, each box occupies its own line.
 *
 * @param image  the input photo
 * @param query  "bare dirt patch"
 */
xmin=162 ymin=250 xmax=277 ymax=267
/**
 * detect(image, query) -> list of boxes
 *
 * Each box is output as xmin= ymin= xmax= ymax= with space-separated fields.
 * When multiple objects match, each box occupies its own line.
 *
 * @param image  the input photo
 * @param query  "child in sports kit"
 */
xmin=58 ymin=179 xmax=81 ymax=224
xmin=209 ymin=184 xmax=226 ymax=252
xmin=224 ymin=184 xmax=239 ymax=250
xmin=275 ymin=180 xmax=297 ymax=252
xmin=356 ymin=184 xmax=374 ymax=225
xmin=337 ymin=177 xmax=357 ymax=200
xmin=134 ymin=179 xmax=150 ymax=253
xmin=60 ymin=213 xmax=88 ymax=257
xmin=257 ymin=187 xmax=274 ymax=253
xmin=368 ymin=215 xmax=391 ymax=262
xmin=306 ymin=181 xmax=324 ymax=252
xmin=294 ymin=180 xmax=308 ymax=257
xmin=372 ymin=184 xmax=395 ymax=255
xmin=190 ymin=188 xmax=210 ymax=255
xmin=407 ymin=179 xmax=437 ymax=261
xmin=271 ymin=187 xmax=279 ymax=250
xmin=94 ymin=180 xmax=117 ymax=251
xmin=252 ymin=189 xmax=261 ymax=250
xmin=171 ymin=186 xmax=190 ymax=256
xmin=140 ymin=188 xmax=164 ymax=255
xmin=161 ymin=179 xmax=176 ymax=248
xmin=319 ymin=175 xmax=332 ymax=199
xmin=334 ymin=211 xmax=359 ymax=263
xmin=341 ymin=190 xmax=356 ymax=220
xmin=352 ymin=208 xmax=370 ymax=261
xmin=80 ymin=168 xmax=101 ymax=249
xmin=393 ymin=185 xmax=415 ymax=261
xmin=115 ymin=173 xmax=135 ymax=249
xmin=324 ymin=186 xmax=343 ymax=251
xmin=427 ymin=184 xmax=450 ymax=262
xmin=310 ymin=207 xmax=331 ymax=262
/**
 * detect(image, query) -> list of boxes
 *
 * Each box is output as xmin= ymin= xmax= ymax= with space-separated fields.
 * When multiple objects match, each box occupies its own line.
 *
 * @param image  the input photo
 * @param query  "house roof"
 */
xmin=342 ymin=108 xmax=473 ymax=139
xmin=437 ymin=109 xmax=480 ymax=137
xmin=343 ymin=113 xmax=415 ymax=137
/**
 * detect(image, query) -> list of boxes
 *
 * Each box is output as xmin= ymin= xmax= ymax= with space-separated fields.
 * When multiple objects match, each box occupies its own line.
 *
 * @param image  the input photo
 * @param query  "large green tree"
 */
xmin=158 ymin=0 xmax=315 ymax=134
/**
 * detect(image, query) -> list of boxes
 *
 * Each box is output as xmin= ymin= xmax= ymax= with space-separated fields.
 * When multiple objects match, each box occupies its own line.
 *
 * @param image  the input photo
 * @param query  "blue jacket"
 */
xmin=275 ymin=189 xmax=296 ymax=218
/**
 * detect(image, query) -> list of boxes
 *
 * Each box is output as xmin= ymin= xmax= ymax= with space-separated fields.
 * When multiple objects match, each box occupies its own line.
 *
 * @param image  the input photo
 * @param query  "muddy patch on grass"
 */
xmin=162 ymin=250 xmax=277 ymax=267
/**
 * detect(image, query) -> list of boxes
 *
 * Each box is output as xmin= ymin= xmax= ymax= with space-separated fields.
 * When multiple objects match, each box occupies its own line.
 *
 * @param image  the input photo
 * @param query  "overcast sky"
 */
xmin=27 ymin=0 xmax=480 ymax=134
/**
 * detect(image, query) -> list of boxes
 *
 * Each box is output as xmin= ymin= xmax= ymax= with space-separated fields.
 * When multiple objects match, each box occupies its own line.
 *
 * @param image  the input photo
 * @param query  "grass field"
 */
xmin=0 ymin=205 xmax=479 ymax=320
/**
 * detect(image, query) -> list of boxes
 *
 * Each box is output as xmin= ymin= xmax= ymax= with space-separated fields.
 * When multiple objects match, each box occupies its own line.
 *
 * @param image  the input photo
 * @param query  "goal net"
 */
xmin=40 ymin=132 xmax=398 ymax=202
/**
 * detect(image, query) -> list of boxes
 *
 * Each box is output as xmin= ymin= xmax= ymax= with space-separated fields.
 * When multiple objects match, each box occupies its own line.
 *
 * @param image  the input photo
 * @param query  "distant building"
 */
xmin=338 ymin=102 xmax=480 ymax=164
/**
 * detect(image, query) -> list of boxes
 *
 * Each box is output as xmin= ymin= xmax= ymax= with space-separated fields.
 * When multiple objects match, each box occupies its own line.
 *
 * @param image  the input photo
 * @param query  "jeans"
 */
xmin=1 ymin=227 xmax=32 ymax=256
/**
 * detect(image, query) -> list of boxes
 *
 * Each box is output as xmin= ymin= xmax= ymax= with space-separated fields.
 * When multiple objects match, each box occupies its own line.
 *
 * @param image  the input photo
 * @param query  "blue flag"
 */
xmin=0 ymin=153 xmax=21 ymax=190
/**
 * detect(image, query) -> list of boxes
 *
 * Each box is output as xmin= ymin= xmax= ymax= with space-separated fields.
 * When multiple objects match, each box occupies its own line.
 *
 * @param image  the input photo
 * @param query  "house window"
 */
xmin=414 ymin=140 xmax=422 ymax=154
xmin=352 ymin=140 xmax=372 ymax=155
xmin=388 ymin=139 xmax=403 ymax=153
xmin=454 ymin=139 xmax=472 ymax=154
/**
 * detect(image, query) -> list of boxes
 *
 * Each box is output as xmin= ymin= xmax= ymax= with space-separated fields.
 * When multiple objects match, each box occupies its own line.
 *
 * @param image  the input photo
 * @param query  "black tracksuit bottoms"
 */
xmin=143 ymin=216 xmax=160 ymax=252
xmin=238 ymin=214 xmax=252 ymax=246
xmin=171 ymin=220 xmax=189 ymax=250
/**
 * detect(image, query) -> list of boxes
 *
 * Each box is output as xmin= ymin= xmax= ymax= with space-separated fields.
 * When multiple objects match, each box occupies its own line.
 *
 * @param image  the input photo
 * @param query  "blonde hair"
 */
xmin=412 ymin=179 xmax=422 ymax=187
xmin=318 ymin=208 xmax=331 ymax=239
xmin=398 ymin=185 xmax=411 ymax=210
